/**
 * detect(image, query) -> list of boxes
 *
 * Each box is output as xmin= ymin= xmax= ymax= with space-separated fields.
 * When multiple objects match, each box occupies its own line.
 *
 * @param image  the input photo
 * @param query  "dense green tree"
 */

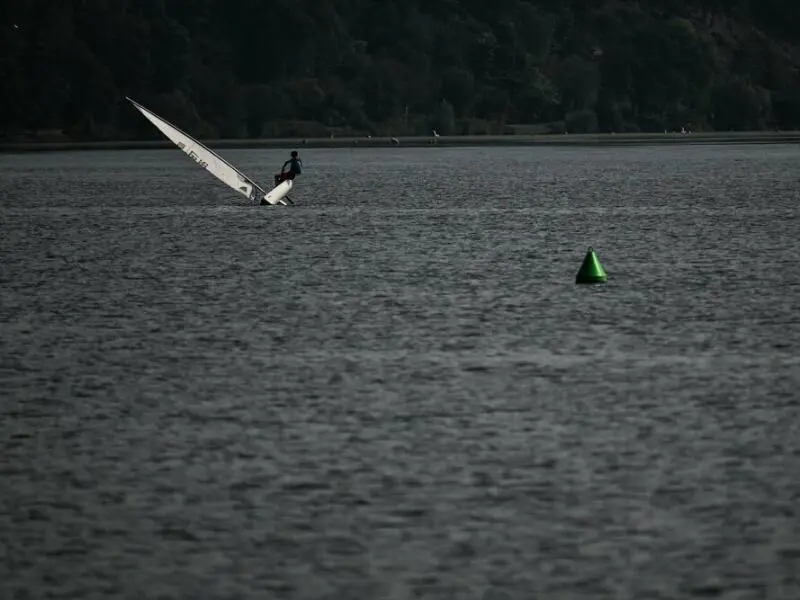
xmin=2 ymin=0 xmax=800 ymax=140
xmin=433 ymin=99 xmax=457 ymax=135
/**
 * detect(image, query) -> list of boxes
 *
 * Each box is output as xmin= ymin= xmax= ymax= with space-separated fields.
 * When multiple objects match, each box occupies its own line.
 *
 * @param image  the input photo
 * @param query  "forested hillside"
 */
xmin=2 ymin=0 xmax=799 ymax=141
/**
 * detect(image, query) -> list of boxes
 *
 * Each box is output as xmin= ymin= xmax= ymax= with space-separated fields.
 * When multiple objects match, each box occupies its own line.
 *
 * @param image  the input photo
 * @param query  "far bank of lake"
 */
xmin=2 ymin=130 xmax=799 ymax=154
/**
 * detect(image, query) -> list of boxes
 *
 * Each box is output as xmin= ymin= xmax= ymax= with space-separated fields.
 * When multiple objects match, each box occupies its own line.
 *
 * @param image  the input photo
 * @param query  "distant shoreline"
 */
xmin=2 ymin=131 xmax=799 ymax=153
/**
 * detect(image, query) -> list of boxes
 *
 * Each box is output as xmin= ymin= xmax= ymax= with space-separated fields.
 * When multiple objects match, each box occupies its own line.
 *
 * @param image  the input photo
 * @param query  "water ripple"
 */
xmin=1 ymin=144 xmax=799 ymax=599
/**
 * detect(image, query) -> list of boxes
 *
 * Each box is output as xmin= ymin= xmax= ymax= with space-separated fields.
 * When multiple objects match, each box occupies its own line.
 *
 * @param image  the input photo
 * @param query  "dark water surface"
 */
xmin=2 ymin=144 xmax=799 ymax=599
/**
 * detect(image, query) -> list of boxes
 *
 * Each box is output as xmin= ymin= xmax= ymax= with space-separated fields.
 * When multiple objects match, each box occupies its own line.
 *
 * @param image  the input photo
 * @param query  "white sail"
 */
xmin=127 ymin=96 xmax=269 ymax=203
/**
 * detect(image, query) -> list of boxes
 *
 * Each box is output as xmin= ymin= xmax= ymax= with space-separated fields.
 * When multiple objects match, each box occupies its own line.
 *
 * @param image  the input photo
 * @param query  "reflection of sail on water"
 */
xmin=126 ymin=97 xmax=267 ymax=202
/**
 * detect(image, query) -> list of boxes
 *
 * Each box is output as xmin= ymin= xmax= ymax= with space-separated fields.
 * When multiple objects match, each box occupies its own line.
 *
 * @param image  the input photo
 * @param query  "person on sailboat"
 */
xmin=276 ymin=151 xmax=302 ymax=184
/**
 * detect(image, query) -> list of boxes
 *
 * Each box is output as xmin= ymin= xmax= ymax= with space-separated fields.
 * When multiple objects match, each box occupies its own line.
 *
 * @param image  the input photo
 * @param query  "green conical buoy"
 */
xmin=575 ymin=247 xmax=607 ymax=284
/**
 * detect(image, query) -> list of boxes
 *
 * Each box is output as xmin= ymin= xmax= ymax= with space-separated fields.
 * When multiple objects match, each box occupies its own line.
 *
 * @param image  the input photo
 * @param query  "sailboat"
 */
xmin=126 ymin=97 xmax=293 ymax=206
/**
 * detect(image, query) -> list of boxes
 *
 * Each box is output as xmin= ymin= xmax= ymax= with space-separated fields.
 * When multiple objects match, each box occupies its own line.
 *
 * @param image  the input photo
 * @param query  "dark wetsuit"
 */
xmin=280 ymin=157 xmax=302 ymax=180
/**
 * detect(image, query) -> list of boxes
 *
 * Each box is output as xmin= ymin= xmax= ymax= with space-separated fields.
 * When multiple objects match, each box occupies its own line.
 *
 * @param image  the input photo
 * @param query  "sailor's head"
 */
xmin=290 ymin=150 xmax=298 ymax=157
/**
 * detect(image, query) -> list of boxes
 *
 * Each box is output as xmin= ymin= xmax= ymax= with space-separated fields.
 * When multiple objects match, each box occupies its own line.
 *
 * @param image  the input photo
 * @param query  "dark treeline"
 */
xmin=2 ymin=0 xmax=800 ymax=141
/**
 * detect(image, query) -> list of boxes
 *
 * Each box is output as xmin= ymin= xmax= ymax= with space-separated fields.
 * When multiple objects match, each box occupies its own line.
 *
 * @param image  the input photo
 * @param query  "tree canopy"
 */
xmin=2 ymin=0 xmax=799 ymax=141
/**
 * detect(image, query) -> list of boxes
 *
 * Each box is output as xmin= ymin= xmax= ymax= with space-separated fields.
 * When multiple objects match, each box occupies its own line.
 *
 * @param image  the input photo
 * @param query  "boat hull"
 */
xmin=262 ymin=179 xmax=293 ymax=205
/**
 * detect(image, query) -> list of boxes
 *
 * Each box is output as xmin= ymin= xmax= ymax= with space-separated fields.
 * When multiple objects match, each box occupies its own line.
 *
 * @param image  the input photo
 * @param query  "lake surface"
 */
xmin=1 ymin=144 xmax=799 ymax=599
